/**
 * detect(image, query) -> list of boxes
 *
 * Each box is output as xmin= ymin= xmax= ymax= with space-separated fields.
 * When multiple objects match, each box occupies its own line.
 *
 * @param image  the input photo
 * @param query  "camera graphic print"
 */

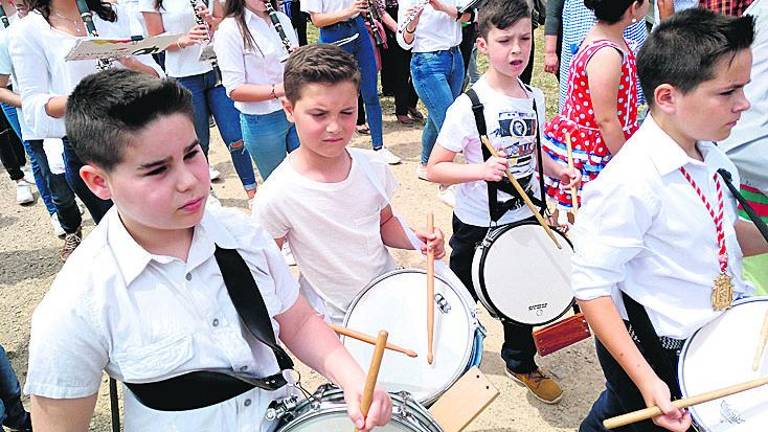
xmin=490 ymin=109 xmax=539 ymax=204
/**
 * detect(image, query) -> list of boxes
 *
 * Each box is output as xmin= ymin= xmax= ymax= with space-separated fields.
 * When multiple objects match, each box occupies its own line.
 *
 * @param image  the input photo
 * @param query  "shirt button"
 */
xmin=244 ymin=398 xmax=252 ymax=407
xmin=185 ymin=273 xmax=192 ymax=281
xmin=212 ymin=318 xmax=219 ymax=327
xmin=240 ymin=365 xmax=248 ymax=372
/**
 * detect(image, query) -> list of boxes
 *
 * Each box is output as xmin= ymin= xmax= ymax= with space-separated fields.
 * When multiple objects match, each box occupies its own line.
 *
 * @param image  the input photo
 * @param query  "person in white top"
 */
xmin=574 ymin=9 xmax=767 ymax=431
xmin=301 ymin=0 xmax=401 ymax=165
xmin=252 ymin=45 xmax=445 ymax=324
xmin=214 ymin=0 xmax=298 ymax=181
xmin=9 ymin=0 xmax=162 ymax=244
xmin=26 ymin=68 xmax=392 ymax=432
xmin=141 ymin=0 xmax=258 ymax=200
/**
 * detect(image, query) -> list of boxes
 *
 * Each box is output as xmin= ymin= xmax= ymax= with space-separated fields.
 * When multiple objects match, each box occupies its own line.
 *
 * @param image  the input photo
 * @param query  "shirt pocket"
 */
xmin=353 ymin=212 xmax=383 ymax=256
xmin=113 ymin=333 xmax=195 ymax=383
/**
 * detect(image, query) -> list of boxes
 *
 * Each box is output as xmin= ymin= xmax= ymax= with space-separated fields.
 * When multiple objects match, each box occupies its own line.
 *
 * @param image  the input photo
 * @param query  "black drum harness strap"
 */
xmin=109 ymin=246 xmax=294 ymax=431
xmin=465 ymin=84 xmax=548 ymax=224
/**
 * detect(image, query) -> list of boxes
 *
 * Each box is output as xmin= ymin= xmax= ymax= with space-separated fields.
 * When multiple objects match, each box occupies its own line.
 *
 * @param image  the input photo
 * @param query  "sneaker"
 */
xmin=408 ymin=107 xmax=425 ymax=122
xmin=209 ymin=165 xmax=221 ymax=181
xmin=506 ymin=367 xmax=563 ymax=404
xmin=437 ymin=184 xmax=456 ymax=208
xmin=60 ymin=228 xmax=82 ymax=262
xmin=50 ymin=213 xmax=65 ymax=238
xmin=16 ymin=180 xmax=34 ymax=205
xmin=374 ymin=147 xmax=401 ymax=165
xmin=282 ymin=241 xmax=296 ymax=266
xmin=416 ymin=164 xmax=428 ymax=181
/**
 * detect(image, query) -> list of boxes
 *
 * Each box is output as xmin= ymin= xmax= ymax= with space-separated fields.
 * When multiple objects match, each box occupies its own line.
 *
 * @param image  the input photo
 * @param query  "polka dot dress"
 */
xmin=543 ymin=39 xmax=640 ymax=209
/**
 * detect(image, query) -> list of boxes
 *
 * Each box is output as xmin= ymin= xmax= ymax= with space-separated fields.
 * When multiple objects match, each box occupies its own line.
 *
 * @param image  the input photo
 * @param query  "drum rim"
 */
xmin=279 ymin=386 xmax=443 ymax=432
xmin=472 ymin=219 xmax=575 ymax=326
xmin=342 ymin=268 xmax=478 ymax=405
xmin=677 ymin=296 xmax=768 ymax=430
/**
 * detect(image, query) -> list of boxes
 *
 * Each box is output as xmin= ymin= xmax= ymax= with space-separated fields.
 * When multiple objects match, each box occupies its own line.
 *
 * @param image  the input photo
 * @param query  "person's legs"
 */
xmin=240 ymin=110 xmax=294 ymax=181
xmin=62 ymin=137 xmax=112 ymax=223
xmin=207 ymin=76 xmax=257 ymax=195
xmin=352 ymin=17 xmax=384 ymax=150
xmin=521 ymin=24 xmax=536 ymax=85
xmin=0 ymin=345 xmax=30 ymax=430
xmin=176 ymin=73 xmax=212 ymax=156
xmin=27 ymin=140 xmax=81 ymax=233
xmin=0 ymin=109 xmax=25 ymax=182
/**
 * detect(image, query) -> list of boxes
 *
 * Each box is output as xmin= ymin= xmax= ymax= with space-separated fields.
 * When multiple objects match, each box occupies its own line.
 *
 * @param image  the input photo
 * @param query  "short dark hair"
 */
xmin=65 ymin=69 xmax=194 ymax=171
xmin=478 ymin=0 xmax=531 ymax=39
xmin=283 ymin=44 xmax=360 ymax=104
xmin=637 ymin=8 xmax=755 ymax=108
xmin=583 ymin=0 xmax=645 ymax=24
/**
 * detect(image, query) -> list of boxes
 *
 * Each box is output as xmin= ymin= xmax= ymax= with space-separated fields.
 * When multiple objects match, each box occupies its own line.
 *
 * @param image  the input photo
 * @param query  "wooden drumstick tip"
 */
xmin=753 ymin=310 xmax=768 ymax=371
xmin=427 ymin=212 xmax=435 ymax=365
xmin=330 ymin=324 xmax=418 ymax=358
xmin=355 ymin=330 xmax=389 ymax=432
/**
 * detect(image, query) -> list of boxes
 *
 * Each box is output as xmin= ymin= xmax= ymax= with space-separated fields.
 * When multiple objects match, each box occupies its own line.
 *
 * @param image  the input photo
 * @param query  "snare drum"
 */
xmin=276 ymin=385 xmax=442 ymax=431
xmin=471 ymin=220 xmax=574 ymax=326
xmin=679 ymin=296 xmax=768 ymax=431
xmin=342 ymin=269 xmax=484 ymax=406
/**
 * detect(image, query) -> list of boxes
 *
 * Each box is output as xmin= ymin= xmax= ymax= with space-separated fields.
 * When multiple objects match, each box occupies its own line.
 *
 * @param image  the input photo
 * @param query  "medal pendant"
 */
xmin=711 ymin=272 xmax=734 ymax=311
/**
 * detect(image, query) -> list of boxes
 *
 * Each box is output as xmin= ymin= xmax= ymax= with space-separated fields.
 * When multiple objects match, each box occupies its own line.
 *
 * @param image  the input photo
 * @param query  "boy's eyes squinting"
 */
xmin=184 ymin=149 xmax=200 ymax=160
xmin=145 ymin=166 xmax=167 ymax=177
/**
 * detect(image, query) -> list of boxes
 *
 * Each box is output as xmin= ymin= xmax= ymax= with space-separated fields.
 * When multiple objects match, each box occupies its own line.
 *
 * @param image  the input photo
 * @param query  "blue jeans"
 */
xmin=320 ymin=16 xmax=384 ymax=150
xmin=62 ymin=137 xmax=113 ymax=223
xmin=0 ymin=345 xmax=30 ymax=430
xmin=411 ymin=47 xmax=465 ymax=165
xmin=240 ymin=110 xmax=299 ymax=180
xmin=27 ymin=140 xmax=82 ymax=234
xmin=176 ymin=70 xmax=257 ymax=192
xmin=1 ymin=103 xmax=56 ymax=214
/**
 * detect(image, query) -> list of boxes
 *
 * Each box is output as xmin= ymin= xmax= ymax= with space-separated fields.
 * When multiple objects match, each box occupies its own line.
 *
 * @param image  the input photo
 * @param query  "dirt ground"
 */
xmin=0 ymin=32 xmax=607 ymax=432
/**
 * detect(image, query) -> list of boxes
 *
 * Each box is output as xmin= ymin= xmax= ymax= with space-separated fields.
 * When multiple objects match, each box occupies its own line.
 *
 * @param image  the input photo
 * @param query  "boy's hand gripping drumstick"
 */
xmin=480 ymin=136 xmax=563 ymax=249
xmin=330 ymin=324 xmax=417 ymax=358
xmin=565 ymin=132 xmax=579 ymax=215
xmin=354 ymin=330 xmax=389 ymax=432
xmin=426 ymin=212 xmax=435 ymax=365
xmin=753 ymin=310 xmax=768 ymax=371
xmin=603 ymin=376 xmax=768 ymax=429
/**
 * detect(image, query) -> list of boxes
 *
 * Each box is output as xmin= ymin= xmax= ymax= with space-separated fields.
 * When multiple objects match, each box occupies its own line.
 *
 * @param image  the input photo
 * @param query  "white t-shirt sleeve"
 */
xmin=137 ymin=0 xmax=159 ymax=14
xmin=256 ymin=227 xmax=300 ymax=314
xmin=212 ymin=19 xmax=245 ymax=98
xmin=436 ymin=95 xmax=476 ymax=155
xmin=24 ymin=290 xmax=108 ymax=398
xmin=300 ymin=0 xmax=325 ymax=13
xmin=251 ymin=179 xmax=291 ymax=240
xmin=0 ymin=33 xmax=12 ymax=76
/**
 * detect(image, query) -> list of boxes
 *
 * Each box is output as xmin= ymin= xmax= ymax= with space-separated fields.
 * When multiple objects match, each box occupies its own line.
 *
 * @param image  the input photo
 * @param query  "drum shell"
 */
xmin=276 ymin=385 xmax=443 ymax=432
xmin=471 ymin=220 xmax=575 ymax=326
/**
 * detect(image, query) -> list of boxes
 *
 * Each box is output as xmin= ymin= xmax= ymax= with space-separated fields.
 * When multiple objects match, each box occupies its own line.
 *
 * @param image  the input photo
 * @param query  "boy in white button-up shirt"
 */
xmin=574 ymin=9 xmax=768 ymax=432
xmin=24 ymin=69 xmax=392 ymax=432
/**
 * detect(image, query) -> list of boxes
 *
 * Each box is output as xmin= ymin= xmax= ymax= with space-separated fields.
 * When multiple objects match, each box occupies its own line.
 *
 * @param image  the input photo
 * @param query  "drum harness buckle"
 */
xmin=264 ymin=370 xmax=314 ymax=422
xmin=434 ymin=293 xmax=451 ymax=314
xmin=394 ymin=391 xmax=414 ymax=420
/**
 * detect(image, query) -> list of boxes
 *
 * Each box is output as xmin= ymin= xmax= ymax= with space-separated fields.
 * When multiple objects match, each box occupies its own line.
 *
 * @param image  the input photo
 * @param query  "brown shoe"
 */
xmin=408 ymin=107 xmax=424 ymax=121
xmin=507 ymin=367 xmax=563 ymax=404
xmin=396 ymin=114 xmax=415 ymax=125
xmin=60 ymin=228 xmax=82 ymax=262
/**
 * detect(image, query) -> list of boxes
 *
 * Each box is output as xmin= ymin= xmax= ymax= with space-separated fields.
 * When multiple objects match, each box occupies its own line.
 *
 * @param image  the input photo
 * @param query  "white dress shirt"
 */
xmin=138 ymin=0 xmax=213 ymax=78
xmin=0 ymin=14 xmax=38 ymax=141
xmin=571 ymin=115 xmax=753 ymax=340
xmin=214 ymin=9 xmax=297 ymax=115
xmin=397 ymin=0 xmax=464 ymax=52
xmin=301 ymin=0 xmax=356 ymax=15
xmin=719 ymin=0 xmax=768 ymax=195
xmin=25 ymin=205 xmax=300 ymax=432
xmin=9 ymin=7 xmax=163 ymax=139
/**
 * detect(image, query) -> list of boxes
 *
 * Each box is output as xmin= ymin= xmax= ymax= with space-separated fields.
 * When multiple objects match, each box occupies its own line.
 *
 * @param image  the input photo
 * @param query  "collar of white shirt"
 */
xmin=642 ymin=114 xmax=720 ymax=176
xmin=105 ymin=206 xmax=240 ymax=286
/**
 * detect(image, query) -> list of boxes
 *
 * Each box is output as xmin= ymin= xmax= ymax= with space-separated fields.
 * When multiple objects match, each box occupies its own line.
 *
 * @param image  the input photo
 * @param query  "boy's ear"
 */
xmin=79 ymin=165 xmax=113 ymax=201
xmin=476 ymin=36 xmax=489 ymax=56
xmin=282 ymin=98 xmax=295 ymax=123
xmin=653 ymin=83 xmax=678 ymax=115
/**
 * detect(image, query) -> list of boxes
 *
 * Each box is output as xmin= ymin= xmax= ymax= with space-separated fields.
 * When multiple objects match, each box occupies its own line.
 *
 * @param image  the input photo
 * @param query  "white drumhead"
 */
xmin=343 ymin=270 xmax=476 ymax=405
xmin=279 ymin=411 xmax=418 ymax=431
xmin=679 ymin=297 xmax=768 ymax=431
xmin=472 ymin=223 xmax=573 ymax=325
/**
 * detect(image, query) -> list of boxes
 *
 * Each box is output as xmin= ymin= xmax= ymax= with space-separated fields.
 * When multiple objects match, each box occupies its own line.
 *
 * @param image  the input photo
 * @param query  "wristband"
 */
xmin=271 ymin=84 xmax=278 ymax=100
xmin=176 ymin=40 xmax=184 ymax=50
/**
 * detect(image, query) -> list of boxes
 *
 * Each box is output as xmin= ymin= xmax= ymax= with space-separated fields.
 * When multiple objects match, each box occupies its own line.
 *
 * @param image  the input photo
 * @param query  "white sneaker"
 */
xmin=437 ymin=184 xmax=456 ymax=208
xmin=416 ymin=164 xmax=428 ymax=181
xmin=16 ymin=180 xmax=33 ymax=205
xmin=281 ymin=241 xmax=296 ymax=266
xmin=375 ymin=147 xmax=401 ymax=165
xmin=21 ymin=169 xmax=36 ymax=187
xmin=209 ymin=165 xmax=221 ymax=181
xmin=50 ymin=213 xmax=65 ymax=238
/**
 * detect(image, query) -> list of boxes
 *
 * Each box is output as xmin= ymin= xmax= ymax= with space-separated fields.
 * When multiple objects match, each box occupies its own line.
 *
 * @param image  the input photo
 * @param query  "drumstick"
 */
xmin=603 ymin=376 xmax=768 ymax=429
xmin=427 ymin=212 xmax=435 ymax=365
xmin=753 ymin=310 xmax=768 ymax=371
xmin=354 ymin=330 xmax=388 ymax=432
xmin=480 ymin=136 xmax=563 ymax=249
xmin=565 ymin=132 xmax=579 ymax=215
xmin=330 ymin=324 xmax=417 ymax=358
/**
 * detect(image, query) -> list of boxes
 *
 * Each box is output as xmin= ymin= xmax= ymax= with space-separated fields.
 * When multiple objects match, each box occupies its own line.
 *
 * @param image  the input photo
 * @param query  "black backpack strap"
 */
xmin=120 ymin=246 xmax=293 ymax=413
xmin=717 ymin=168 xmax=768 ymax=243
xmin=621 ymin=292 xmax=682 ymax=399
xmin=524 ymin=83 xmax=548 ymax=211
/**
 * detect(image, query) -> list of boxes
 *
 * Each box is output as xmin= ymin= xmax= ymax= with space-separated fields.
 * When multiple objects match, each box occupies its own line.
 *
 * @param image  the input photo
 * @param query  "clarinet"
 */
xmin=75 ymin=0 xmax=113 ymax=70
xmin=364 ymin=0 xmax=384 ymax=46
xmin=0 ymin=4 xmax=10 ymax=28
xmin=189 ymin=0 xmax=222 ymax=84
xmin=265 ymin=1 xmax=293 ymax=61
xmin=397 ymin=0 xmax=428 ymax=34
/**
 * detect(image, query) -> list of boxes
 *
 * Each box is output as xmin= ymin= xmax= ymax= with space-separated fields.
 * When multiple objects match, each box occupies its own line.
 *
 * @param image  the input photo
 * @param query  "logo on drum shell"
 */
xmin=720 ymin=400 xmax=745 ymax=424
xmin=528 ymin=303 xmax=549 ymax=316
